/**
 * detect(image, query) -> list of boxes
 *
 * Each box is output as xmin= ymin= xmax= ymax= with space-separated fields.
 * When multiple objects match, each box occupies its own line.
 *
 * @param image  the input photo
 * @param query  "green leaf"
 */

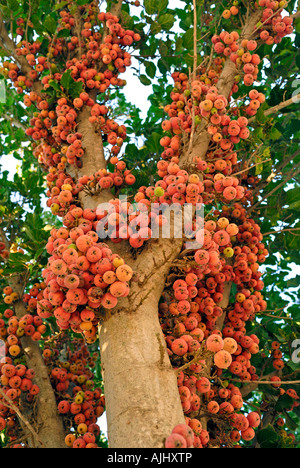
xmin=256 ymin=425 xmax=280 ymax=448
xmin=255 ymin=146 xmax=271 ymax=175
xmin=120 ymin=10 xmax=135 ymax=29
xmin=256 ymin=104 xmax=269 ymax=123
xmin=283 ymin=411 xmax=299 ymax=432
xmin=139 ymin=74 xmax=152 ymax=86
xmin=150 ymin=21 xmax=162 ymax=34
xmin=158 ymin=13 xmax=174 ymax=31
xmin=145 ymin=61 xmax=156 ymax=79
xmin=182 ymin=29 xmax=194 ymax=50
xmin=69 ymin=80 xmax=83 ymax=99
xmin=0 ymin=4 xmax=11 ymax=18
xmin=48 ymin=79 xmax=62 ymax=93
xmin=269 ymin=126 xmax=282 ymax=141
xmin=159 ymin=40 xmax=168 ymax=57
xmin=255 ymin=155 xmax=263 ymax=176
xmin=157 ymin=0 xmax=169 ymax=12
xmin=144 ymin=0 xmax=168 ymax=15
xmin=275 ymin=394 xmax=294 ymax=412
xmin=57 ymin=28 xmax=71 ymax=38
xmin=294 ymin=16 xmax=300 ymax=34
xmin=7 ymin=0 xmax=20 ymax=12
xmin=61 ymin=70 xmax=73 ymax=91
xmin=144 ymin=0 xmax=157 ymax=15
xmin=52 ymin=1 xmax=69 ymax=10
xmin=146 ymin=132 xmax=162 ymax=154
xmin=44 ymin=15 xmax=57 ymax=35
xmin=288 ymin=200 xmax=300 ymax=210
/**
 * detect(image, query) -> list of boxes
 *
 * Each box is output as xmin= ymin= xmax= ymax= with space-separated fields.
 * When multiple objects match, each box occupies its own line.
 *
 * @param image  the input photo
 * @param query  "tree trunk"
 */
xmin=11 ymin=278 xmax=66 ymax=448
xmin=75 ymin=91 xmax=189 ymax=446
xmin=100 ymin=291 xmax=185 ymax=448
xmin=17 ymin=336 xmax=67 ymax=448
xmin=99 ymin=236 xmax=186 ymax=447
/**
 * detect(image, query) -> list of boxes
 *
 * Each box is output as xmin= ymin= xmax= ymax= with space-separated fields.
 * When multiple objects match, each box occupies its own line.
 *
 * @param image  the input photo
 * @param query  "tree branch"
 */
xmin=180 ymin=8 xmax=263 ymax=169
xmin=233 ymin=158 xmax=272 ymax=177
xmin=248 ymin=166 xmax=300 ymax=214
xmin=111 ymin=0 xmax=124 ymax=17
xmin=0 ymin=13 xmax=18 ymax=58
xmin=235 ymin=378 xmax=300 ymax=385
xmin=192 ymin=0 xmax=197 ymax=81
xmin=0 ymin=13 xmax=42 ymax=94
xmin=0 ymin=114 xmax=27 ymax=131
xmin=0 ymin=225 xmax=11 ymax=251
xmin=251 ymin=148 xmax=300 ymax=198
xmin=238 ymin=377 xmax=300 ymax=398
xmin=248 ymin=94 xmax=300 ymax=124
xmin=263 ymin=227 xmax=300 ymax=237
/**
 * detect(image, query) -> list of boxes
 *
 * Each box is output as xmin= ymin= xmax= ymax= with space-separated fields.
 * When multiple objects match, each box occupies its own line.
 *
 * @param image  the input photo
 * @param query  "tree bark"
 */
xmin=92 ymin=223 xmax=188 ymax=448
xmin=179 ymin=9 xmax=263 ymax=171
xmin=76 ymin=99 xmax=188 ymax=446
xmin=99 ymin=238 xmax=186 ymax=447
xmin=97 ymin=218 xmax=187 ymax=447
xmin=10 ymin=278 xmax=66 ymax=448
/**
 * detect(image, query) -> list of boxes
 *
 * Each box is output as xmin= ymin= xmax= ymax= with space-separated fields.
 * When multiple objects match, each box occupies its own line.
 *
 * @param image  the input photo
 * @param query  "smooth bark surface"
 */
xmin=99 ymin=245 xmax=186 ymax=447
xmin=98 ymin=234 xmax=186 ymax=447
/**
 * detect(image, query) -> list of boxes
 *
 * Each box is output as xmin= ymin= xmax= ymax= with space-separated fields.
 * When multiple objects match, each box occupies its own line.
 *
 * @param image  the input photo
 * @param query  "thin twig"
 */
xmin=25 ymin=0 xmax=32 ymax=46
xmin=258 ymin=313 xmax=293 ymax=320
xmin=231 ymin=379 xmax=300 ymax=385
xmin=192 ymin=0 xmax=197 ymax=81
xmin=248 ymin=167 xmax=300 ymax=213
xmin=233 ymin=158 xmax=272 ymax=177
xmin=251 ymin=149 xmax=300 ymax=197
xmin=0 ymin=387 xmax=46 ymax=448
xmin=263 ymin=227 xmax=300 ymax=237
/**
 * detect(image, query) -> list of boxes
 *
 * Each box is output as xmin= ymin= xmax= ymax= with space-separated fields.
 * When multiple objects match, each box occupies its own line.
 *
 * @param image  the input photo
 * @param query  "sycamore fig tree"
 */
xmin=0 ymin=0 xmax=299 ymax=449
